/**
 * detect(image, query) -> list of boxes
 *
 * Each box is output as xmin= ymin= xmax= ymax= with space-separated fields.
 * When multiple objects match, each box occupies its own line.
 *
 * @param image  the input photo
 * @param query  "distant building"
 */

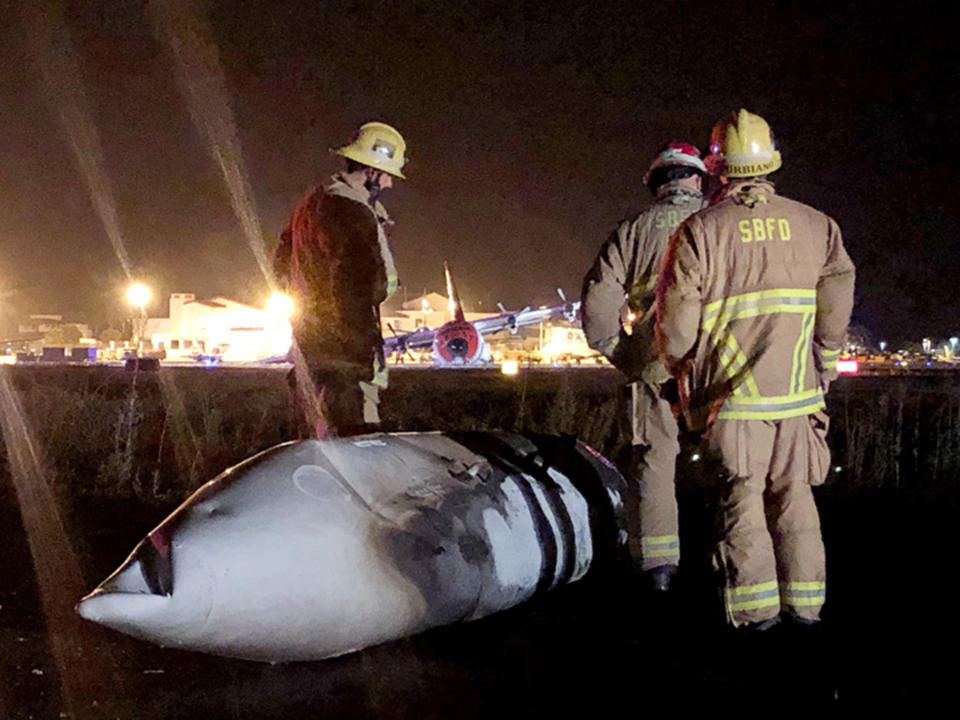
xmin=17 ymin=313 xmax=92 ymax=339
xmin=380 ymin=292 xmax=500 ymax=334
xmin=143 ymin=293 xmax=292 ymax=362
xmin=4 ymin=313 xmax=94 ymax=355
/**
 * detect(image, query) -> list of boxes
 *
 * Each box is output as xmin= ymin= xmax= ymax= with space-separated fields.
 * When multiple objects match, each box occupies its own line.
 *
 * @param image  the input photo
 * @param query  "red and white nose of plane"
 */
xmin=433 ymin=321 xmax=483 ymax=364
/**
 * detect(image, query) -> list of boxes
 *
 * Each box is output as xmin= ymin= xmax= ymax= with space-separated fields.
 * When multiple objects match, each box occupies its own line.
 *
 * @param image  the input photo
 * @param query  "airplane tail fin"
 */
xmin=443 ymin=262 xmax=466 ymax=322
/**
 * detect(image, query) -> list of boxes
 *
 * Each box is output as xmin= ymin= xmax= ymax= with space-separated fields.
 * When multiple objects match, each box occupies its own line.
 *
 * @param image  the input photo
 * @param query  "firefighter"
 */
xmin=581 ymin=141 xmax=707 ymax=592
xmin=656 ymin=109 xmax=855 ymax=629
xmin=274 ymin=121 xmax=406 ymax=438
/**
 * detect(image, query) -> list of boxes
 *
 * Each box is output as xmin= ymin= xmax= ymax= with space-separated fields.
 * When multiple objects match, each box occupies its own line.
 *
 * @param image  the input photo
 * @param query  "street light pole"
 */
xmin=125 ymin=282 xmax=151 ymax=356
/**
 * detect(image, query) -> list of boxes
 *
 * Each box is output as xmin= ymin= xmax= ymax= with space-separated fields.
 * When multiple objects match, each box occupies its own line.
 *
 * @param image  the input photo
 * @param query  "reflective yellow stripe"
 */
xmin=728 ymin=596 xmax=781 ymax=612
xmin=819 ymin=347 xmax=841 ymax=371
xmin=704 ymin=288 xmax=817 ymax=318
xmin=724 ymin=388 xmax=823 ymax=405
xmin=782 ymin=597 xmax=825 ymax=607
xmin=641 ymin=534 xmax=679 ymax=559
xmin=718 ymin=401 xmax=825 ymax=421
xmin=728 ymin=580 xmax=778 ymax=596
xmin=781 ymin=581 xmax=825 ymax=591
xmin=792 ymin=312 xmax=815 ymax=394
xmin=780 ymin=580 xmax=826 ymax=607
xmin=725 ymin=580 xmax=780 ymax=613
xmin=719 ymin=388 xmax=825 ymax=420
xmin=645 ymin=548 xmax=680 ymax=558
xmin=703 ymin=291 xmax=817 ymax=332
xmin=717 ymin=332 xmax=760 ymax=397
xmin=709 ymin=304 xmax=817 ymax=330
xmin=704 ymin=289 xmax=823 ymax=419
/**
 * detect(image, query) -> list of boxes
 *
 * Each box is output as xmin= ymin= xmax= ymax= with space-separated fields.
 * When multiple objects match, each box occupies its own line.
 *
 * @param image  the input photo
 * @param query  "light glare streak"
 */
xmin=150 ymin=0 xmax=275 ymax=292
xmin=26 ymin=2 xmax=133 ymax=278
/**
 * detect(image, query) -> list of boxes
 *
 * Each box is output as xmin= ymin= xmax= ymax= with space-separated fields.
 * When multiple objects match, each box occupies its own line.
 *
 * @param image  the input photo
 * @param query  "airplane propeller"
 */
xmin=387 ymin=323 xmax=416 ymax=362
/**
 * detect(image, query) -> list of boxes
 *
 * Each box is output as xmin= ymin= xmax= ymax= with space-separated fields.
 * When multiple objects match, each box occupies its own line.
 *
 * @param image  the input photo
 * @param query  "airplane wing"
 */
xmin=470 ymin=300 xmax=582 ymax=336
xmin=383 ymin=327 xmax=438 ymax=356
xmin=382 ymin=300 xmax=582 ymax=358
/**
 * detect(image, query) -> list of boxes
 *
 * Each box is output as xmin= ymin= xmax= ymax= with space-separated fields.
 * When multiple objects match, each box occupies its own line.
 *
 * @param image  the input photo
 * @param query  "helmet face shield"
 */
xmin=371 ymin=140 xmax=396 ymax=159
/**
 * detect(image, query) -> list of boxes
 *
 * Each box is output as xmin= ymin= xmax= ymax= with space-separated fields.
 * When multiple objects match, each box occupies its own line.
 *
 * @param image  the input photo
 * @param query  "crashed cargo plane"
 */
xmin=77 ymin=432 xmax=626 ymax=662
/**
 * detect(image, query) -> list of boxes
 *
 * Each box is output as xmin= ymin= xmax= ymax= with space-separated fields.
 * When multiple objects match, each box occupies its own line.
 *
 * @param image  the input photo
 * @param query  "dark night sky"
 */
xmin=1 ymin=0 xmax=958 ymax=342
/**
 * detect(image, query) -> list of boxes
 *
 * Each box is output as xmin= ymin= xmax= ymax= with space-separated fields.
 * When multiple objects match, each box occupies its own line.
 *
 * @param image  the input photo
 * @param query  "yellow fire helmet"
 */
xmin=334 ymin=121 xmax=408 ymax=179
xmin=708 ymin=109 xmax=782 ymax=178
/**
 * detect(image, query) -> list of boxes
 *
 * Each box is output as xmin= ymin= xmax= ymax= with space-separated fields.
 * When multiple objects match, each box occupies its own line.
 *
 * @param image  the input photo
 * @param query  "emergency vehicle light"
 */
xmin=836 ymin=359 xmax=859 ymax=375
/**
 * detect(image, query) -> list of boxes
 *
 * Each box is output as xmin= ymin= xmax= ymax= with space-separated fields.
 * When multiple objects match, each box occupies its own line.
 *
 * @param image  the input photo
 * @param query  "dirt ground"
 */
xmin=1 ymin=367 xmax=958 ymax=716
xmin=2 ymin=470 xmax=957 ymax=717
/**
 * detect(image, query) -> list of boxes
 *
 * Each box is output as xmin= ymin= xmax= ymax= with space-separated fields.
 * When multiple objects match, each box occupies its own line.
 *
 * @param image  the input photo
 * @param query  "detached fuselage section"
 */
xmin=77 ymin=432 xmax=626 ymax=662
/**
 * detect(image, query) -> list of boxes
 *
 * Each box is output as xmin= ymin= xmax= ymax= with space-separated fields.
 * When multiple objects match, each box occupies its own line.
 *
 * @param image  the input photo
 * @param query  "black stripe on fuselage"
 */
xmin=449 ymin=432 xmax=578 ymax=592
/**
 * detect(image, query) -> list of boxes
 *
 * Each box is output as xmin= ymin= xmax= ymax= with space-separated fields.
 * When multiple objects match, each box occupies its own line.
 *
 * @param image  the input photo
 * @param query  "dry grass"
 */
xmin=2 ymin=366 xmax=959 ymax=509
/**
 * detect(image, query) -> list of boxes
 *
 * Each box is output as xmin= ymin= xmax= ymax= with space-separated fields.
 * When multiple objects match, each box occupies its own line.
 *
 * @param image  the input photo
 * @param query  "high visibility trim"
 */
xmin=704 ymin=288 xmax=816 ymax=317
xmin=644 ymin=547 xmax=681 ymax=559
xmin=781 ymin=589 xmax=825 ymax=599
xmin=792 ymin=311 xmax=815 ymax=394
xmin=728 ymin=596 xmax=781 ymax=612
xmin=718 ymin=401 xmax=825 ymax=421
xmin=722 ymin=388 xmax=823 ymax=405
xmin=719 ymin=389 xmax=825 ymax=420
xmin=717 ymin=333 xmax=760 ymax=397
xmin=714 ymin=304 xmax=817 ymax=326
xmin=818 ymin=346 xmax=841 ymax=371
xmin=703 ymin=289 xmax=817 ymax=330
xmin=782 ymin=597 xmax=826 ymax=607
xmin=728 ymin=580 xmax=778 ymax=596
xmin=641 ymin=535 xmax=679 ymax=560
xmin=781 ymin=581 xmax=825 ymax=591
xmin=725 ymin=580 xmax=781 ymax=613
xmin=703 ymin=288 xmax=823 ymax=420
xmin=781 ymin=580 xmax=826 ymax=607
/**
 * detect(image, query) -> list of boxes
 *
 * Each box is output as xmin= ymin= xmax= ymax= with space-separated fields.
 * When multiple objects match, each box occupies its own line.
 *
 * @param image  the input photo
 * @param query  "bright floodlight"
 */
xmin=500 ymin=360 xmax=519 ymax=376
xmin=126 ymin=282 xmax=151 ymax=309
xmin=267 ymin=292 xmax=295 ymax=319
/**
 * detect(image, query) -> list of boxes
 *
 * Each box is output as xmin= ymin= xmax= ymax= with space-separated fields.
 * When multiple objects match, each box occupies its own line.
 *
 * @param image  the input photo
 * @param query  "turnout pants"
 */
xmin=629 ymin=382 xmax=681 ymax=571
xmin=708 ymin=416 xmax=828 ymax=627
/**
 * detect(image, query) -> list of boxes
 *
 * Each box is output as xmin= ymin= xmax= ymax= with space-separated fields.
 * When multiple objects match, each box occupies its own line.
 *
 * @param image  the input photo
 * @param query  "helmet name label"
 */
xmin=738 ymin=218 xmax=791 ymax=243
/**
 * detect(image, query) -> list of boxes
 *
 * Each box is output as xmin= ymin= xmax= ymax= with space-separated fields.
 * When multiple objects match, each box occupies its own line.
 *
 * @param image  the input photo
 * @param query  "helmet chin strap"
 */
xmin=364 ymin=170 xmax=384 ymax=203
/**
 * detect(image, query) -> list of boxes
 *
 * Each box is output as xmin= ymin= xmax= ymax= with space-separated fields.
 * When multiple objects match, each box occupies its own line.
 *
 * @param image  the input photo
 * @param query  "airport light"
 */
xmin=421 ymin=297 xmax=431 ymax=328
xmin=266 ymin=292 xmax=295 ymax=319
xmin=500 ymin=359 xmax=519 ymax=376
xmin=126 ymin=282 xmax=151 ymax=351
xmin=126 ymin=282 xmax=151 ymax=310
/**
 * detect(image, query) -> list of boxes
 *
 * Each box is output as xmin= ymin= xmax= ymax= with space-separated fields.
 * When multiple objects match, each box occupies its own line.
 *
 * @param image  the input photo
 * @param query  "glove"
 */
xmin=641 ymin=359 xmax=672 ymax=390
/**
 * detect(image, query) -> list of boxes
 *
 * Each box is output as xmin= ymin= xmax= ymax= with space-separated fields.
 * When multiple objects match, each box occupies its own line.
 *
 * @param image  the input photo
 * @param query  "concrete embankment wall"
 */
xmin=1 ymin=366 xmax=958 ymax=505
